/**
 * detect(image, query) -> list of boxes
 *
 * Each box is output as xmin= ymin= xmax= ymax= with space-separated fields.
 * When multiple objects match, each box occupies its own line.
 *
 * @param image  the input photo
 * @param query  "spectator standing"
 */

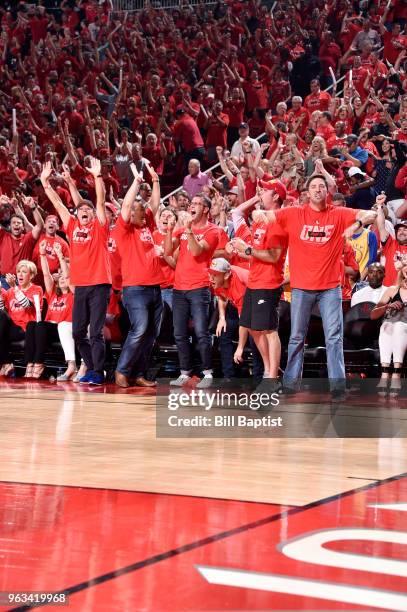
xmin=40 ymin=159 xmax=111 ymax=386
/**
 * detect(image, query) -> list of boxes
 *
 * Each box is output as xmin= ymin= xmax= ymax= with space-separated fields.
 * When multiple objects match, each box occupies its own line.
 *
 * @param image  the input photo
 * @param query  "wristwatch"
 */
xmin=245 ymin=246 xmax=252 ymax=256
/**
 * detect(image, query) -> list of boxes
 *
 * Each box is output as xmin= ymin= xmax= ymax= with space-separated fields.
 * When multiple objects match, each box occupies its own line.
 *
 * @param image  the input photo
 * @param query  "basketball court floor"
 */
xmin=0 ymin=380 xmax=406 ymax=611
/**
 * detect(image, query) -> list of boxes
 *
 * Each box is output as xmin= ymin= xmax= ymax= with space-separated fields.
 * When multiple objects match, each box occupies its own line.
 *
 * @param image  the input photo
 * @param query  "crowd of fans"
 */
xmin=0 ymin=0 xmax=406 ymax=395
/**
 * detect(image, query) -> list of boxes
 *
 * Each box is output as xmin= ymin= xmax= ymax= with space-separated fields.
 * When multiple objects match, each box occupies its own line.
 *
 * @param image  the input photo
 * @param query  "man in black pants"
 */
xmin=40 ymin=159 xmax=111 ymax=386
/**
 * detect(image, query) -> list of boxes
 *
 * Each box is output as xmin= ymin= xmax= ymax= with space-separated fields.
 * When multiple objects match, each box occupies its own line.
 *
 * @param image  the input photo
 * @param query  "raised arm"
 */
xmin=121 ymin=164 xmax=142 ymax=223
xmin=39 ymin=240 xmax=55 ymax=294
xmin=40 ymin=162 xmax=71 ymax=228
xmin=145 ymin=163 xmax=161 ymax=217
xmin=87 ymin=157 xmax=106 ymax=226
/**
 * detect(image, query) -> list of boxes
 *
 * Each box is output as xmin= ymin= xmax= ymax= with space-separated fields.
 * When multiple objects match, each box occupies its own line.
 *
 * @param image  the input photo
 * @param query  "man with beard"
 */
xmin=265 ymin=175 xmax=378 ymax=395
xmin=40 ymin=158 xmax=111 ymax=386
xmin=351 ymin=263 xmax=388 ymax=307
xmin=0 ymin=198 xmax=43 ymax=288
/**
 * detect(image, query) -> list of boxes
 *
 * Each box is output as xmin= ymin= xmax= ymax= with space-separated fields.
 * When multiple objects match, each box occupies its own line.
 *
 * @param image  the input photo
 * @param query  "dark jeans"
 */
xmin=117 ymin=285 xmax=163 ymax=378
xmin=72 ymin=284 xmax=111 ymax=375
xmin=218 ymin=303 xmax=264 ymax=378
xmin=25 ymin=321 xmax=59 ymax=363
xmin=173 ymin=287 xmax=212 ymax=373
xmin=0 ymin=311 xmax=24 ymax=363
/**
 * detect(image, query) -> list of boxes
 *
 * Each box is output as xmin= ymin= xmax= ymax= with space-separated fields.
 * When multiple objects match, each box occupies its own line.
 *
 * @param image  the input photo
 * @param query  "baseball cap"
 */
xmin=348 ymin=166 xmax=366 ymax=178
xmin=395 ymin=220 xmax=407 ymax=234
xmin=346 ymin=134 xmax=358 ymax=145
xmin=239 ymin=122 xmax=249 ymax=130
xmin=227 ymin=186 xmax=239 ymax=195
xmin=209 ymin=258 xmax=231 ymax=274
xmin=259 ymin=179 xmax=287 ymax=202
xmin=77 ymin=199 xmax=95 ymax=210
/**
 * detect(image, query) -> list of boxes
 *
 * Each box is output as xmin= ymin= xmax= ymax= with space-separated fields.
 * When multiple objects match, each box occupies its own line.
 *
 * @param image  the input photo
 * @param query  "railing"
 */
xmin=112 ymin=0 xmax=216 ymax=11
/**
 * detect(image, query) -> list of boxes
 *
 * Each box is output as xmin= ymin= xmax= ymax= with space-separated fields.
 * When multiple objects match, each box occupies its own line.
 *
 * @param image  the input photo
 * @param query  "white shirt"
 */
xmin=351 ymin=285 xmax=388 ymax=308
xmin=230 ymin=137 xmax=260 ymax=158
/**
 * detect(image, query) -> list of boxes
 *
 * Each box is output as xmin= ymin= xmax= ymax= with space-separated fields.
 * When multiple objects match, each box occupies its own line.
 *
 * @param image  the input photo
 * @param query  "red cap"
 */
xmin=259 ymin=179 xmax=287 ymax=202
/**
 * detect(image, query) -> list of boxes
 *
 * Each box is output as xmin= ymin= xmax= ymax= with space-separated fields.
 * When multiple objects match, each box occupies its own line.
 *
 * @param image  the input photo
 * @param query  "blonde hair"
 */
xmin=16 ymin=260 xmax=37 ymax=278
xmin=311 ymin=136 xmax=327 ymax=157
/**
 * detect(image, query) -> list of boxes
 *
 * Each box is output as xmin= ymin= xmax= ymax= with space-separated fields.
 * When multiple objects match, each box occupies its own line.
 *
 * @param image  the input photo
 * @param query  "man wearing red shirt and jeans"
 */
xmin=41 ymin=158 xmax=111 ymax=386
xmin=114 ymin=169 xmax=163 ymax=389
xmin=165 ymin=193 xmax=219 ymax=387
xmin=270 ymin=175 xmax=376 ymax=394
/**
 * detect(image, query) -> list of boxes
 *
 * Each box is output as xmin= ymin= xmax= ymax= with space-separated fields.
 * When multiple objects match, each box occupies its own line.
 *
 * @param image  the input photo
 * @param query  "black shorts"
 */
xmin=239 ymin=287 xmax=282 ymax=331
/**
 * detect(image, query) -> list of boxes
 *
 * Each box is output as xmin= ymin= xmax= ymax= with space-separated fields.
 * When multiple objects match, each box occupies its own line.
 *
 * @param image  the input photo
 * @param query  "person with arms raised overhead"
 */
xmin=40 ymin=159 xmax=111 ymax=386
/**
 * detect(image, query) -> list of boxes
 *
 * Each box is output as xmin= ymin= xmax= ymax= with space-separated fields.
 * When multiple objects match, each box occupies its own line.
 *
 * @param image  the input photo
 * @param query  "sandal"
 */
xmin=24 ymin=363 xmax=34 ymax=378
xmin=32 ymin=364 xmax=45 ymax=379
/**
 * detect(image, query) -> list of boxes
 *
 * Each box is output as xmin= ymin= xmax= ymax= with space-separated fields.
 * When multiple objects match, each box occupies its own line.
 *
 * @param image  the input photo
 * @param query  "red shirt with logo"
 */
xmin=304 ymin=90 xmax=332 ymax=112
xmin=65 ymin=216 xmax=111 ymax=286
xmin=4 ymin=284 xmax=43 ymax=330
xmin=0 ymin=229 xmax=37 ymax=275
xmin=115 ymin=214 xmax=164 ymax=287
xmin=214 ymin=265 xmax=249 ymax=315
xmin=153 ymin=230 xmax=175 ymax=288
xmin=32 ymin=235 xmax=69 ymax=274
xmin=173 ymin=223 xmax=219 ymax=290
xmin=275 ymin=205 xmax=358 ymax=290
xmin=382 ymin=236 xmax=407 ymax=286
xmin=45 ymin=290 xmax=74 ymax=323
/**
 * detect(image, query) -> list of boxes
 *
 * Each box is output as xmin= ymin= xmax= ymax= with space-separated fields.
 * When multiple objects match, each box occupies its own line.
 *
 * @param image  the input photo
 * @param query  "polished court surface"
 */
xmin=0 ymin=380 xmax=406 ymax=610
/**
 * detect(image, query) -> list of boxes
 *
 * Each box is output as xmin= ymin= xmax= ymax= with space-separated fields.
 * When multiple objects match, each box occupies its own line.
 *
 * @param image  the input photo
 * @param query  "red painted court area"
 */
xmin=0 ymin=474 xmax=406 ymax=611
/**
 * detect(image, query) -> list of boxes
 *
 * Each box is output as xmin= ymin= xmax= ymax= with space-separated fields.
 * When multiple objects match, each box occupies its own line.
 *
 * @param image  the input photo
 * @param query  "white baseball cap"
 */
xmin=348 ymin=166 xmax=366 ymax=178
xmin=209 ymin=258 xmax=231 ymax=274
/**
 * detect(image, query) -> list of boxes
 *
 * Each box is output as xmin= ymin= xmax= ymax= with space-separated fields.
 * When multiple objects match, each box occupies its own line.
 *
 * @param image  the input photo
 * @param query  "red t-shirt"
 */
xmin=153 ymin=230 xmax=175 ymax=289
xmin=0 ymin=229 xmax=36 ymax=275
xmin=32 ymin=235 xmax=69 ymax=274
xmin=275 ymin=205 xmax=358 ymax=290
xmin=206 ymin=113 xmax=229 ymax=148
xmin=4 ymin=284 xmax=43 ymax=330
xmin=246 ymin=222 xmax=287 ymax=289
xmin=108 ymin=226 xmax=122 ymax=291
xmin=173 ymin=115 xmax=204 ymax=152
xmin=115 ymin=215 xmax=164 ymax=287
xmin=304 ymin=91 xmax=331 ymax=112
xmin=214 ymin=265 xmax=249 ymax=315
xmin=65 ymin=216 xmax=111 ymax=286
xmin=225 ymin=100 xmax=245 ymax=128
xmin=45 ymin=290 xmax=74 ymax=324
xmin=173 ymin=224 xmax=219 ymax=290
xmin=382 ymin=236 xmax=407 ymax=286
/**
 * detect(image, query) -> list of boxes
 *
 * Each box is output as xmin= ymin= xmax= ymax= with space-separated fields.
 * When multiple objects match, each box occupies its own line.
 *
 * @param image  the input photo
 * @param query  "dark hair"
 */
xmin=10 ymin=213 xmax=24 ymax=223
xmin=306 ymin=174 xmax=329 ymax=189
xmin=195 ymin=193 xmax=212 ymax=210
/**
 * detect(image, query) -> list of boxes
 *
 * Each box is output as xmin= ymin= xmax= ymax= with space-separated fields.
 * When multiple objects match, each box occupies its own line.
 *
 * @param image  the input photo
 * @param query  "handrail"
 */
xmin=162 ymin=46 xmax=384 ymax=202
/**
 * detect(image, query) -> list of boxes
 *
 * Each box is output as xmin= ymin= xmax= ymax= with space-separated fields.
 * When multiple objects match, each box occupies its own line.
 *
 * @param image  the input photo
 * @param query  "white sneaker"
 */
xmin=170 ymin=374 xmax=191 ymax=386
xmin=196 ymin=375 xmax=213 ymax=388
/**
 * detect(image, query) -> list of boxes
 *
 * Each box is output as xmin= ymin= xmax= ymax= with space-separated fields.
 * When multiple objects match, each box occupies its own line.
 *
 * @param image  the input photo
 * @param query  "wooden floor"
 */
xmin=1 ymin=382 xmax=406 ymax=506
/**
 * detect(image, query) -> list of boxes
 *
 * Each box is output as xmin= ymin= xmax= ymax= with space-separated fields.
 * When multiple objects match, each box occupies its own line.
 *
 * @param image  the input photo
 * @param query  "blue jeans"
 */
xmin=173 ymin=287 xmax=212 ymax=373
xmin=161 ymin=288 xmax=173 ymax=311
xmin=117 ymin=285 xmax=163 ymax=378
xmin=283 ymin=286 xmax=345 ymax=389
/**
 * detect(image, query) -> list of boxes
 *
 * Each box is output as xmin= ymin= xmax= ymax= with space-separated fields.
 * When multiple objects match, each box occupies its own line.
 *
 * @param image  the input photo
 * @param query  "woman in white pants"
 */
xmin=371 ymin=261 xmax=407 ymax=396
xmin=39 ymin=240 xmax=77 ymax=381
